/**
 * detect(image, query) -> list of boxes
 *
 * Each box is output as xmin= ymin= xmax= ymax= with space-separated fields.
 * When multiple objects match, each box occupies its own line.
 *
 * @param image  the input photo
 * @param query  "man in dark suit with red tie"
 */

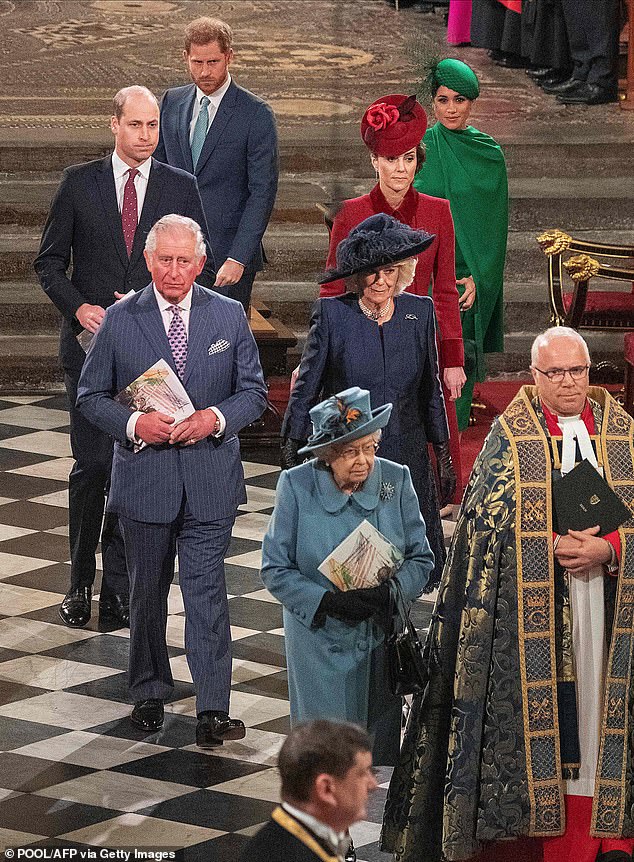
xmin=34 ymin=85 xmax=215 ymax=632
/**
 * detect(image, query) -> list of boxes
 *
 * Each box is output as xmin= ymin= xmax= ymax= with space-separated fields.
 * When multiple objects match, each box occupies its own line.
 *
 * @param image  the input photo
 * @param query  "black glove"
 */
xmin=433 ymin=441 xmax=457 ymax=508
xmin=281 ymin=437 xmax=306 ymax=470
xmin=317 ymin=589 xmax=378 ymax=623
xmin=316 ymin=583 xmax=392 ymax=625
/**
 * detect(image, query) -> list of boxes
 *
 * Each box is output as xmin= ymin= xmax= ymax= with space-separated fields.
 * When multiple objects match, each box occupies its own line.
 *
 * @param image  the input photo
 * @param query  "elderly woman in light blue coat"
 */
xmin=261 ymin=387 xmax=434 ymax=766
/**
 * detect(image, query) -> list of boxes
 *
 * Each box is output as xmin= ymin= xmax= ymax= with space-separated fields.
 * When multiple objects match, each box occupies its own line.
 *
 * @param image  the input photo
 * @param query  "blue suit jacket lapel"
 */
xmin=182 ymin=285 xmax=212 ymax=386
xmin=95 ymin=155 xmax=128 ymax=268
xmin=194 ymin=81 xmax=238 ymax=176
xmin=178 ymin=87 xmax=196 ymax=173
xmin=135 ymin=286 xmax=179 ymax=377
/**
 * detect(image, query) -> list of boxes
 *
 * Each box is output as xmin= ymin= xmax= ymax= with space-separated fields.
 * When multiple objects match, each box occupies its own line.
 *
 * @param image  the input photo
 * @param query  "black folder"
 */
xmin=552 ymin=459 xmax=632 ymax=536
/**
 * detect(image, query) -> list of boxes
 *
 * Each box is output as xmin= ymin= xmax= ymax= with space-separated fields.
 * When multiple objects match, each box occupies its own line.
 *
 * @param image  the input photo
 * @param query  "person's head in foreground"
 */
xmin=279 ymin=720 xmax=378 ymax=833
xmin=530 ymin=326 xmax=591 ymax=417
xmin=297 ymin=387 xmax=392 ymax=493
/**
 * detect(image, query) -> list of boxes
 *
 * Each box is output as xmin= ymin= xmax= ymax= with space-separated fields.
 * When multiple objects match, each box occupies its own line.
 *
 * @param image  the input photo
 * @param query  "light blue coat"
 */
xmin=261 ymin=457 xmax=434 ymax=764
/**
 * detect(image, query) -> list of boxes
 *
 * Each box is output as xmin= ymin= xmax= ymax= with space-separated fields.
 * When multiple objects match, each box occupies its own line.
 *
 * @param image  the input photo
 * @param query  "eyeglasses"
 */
xmin=335 ymin=441 xmax=379 ymax=461
xmin=533 ymin=365 xmax=590 ymax=383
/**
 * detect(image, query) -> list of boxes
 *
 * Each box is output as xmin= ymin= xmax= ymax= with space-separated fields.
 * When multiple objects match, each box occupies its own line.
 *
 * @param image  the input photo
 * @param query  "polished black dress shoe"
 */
xmin=130 ymin=699 xmax=164 ymax=730
xmin=526 ymin=66 xmax=552 ymax=79
xmin=557 ymin=82 xmax=619 ymax=105
xmin=59 ymin=586 xmax=92 ymax=628
xmin=196 ymin=710 xmax=246 ymax=748
xmin=542 ymin=76 xmax=584 ymax=95
xmin=98 ymin=593 xmax=129 ymax=632
xmin=345 ymin=839 xmax=356 ymax=862
xmin=538 ymin=70 xmax=574 ymax=88
xmin=493 ymin=53 xmax=527 ymax=69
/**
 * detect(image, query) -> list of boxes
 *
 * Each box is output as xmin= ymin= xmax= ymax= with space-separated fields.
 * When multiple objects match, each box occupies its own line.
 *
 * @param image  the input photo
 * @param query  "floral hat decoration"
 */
xmin=298 ymin=387 xmax=393 ymax=456
xmin=360 ymin=93 xmax=428 ymax=157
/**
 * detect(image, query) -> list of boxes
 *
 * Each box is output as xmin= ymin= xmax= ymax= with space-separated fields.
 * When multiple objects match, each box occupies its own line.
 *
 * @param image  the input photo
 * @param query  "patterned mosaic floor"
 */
xmin=0 ymin=393 xmax=451 ymax=861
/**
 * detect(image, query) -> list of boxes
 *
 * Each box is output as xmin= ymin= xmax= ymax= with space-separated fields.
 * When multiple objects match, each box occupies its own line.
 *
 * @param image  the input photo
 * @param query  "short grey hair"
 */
xmin=530 ymin=327 xmax=590 ymax=366
xmin=317 ymin=429 xmax=382 ymax=464
xmin=112 ymin=85 xmax=159 ymax=120
xmin=349 ymin=257 xmax=418 ymax=297
xmin=145 ymin=214 xmax=206 ymax=260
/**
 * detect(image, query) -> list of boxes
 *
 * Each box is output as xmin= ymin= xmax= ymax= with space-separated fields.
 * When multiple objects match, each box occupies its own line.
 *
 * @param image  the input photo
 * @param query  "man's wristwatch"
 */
xmin=606 ymin=541 xmax=619 ymax=574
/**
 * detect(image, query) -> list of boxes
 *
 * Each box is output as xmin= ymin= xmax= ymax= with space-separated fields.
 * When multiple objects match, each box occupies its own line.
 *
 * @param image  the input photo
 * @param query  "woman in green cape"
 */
xmin=415 ymin=58 xmax=508 ymax=430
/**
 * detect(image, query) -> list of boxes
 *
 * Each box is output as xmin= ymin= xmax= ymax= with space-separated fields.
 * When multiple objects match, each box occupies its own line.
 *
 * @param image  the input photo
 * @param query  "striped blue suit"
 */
xmin=77 ymin=283 xmax=267 ymax=710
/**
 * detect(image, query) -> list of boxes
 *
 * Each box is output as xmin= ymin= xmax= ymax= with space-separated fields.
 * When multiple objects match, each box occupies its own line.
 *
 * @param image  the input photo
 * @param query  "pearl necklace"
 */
xmin=358 ymin=297 xmax=392 ymax=321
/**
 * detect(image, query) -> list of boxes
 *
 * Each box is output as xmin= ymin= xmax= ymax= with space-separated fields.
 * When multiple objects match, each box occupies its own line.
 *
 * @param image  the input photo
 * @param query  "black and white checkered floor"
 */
xmin=0 ymin=393 xmax=453 ymax=861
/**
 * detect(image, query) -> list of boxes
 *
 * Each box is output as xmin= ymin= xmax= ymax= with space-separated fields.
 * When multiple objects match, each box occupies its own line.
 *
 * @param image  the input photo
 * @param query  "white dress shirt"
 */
xmin=125 ymin=286 xmax=226 ymax=441
xmin=111 ymin=150 xmax=151 ymax=219
xmin=188 ymin=74 xmax=232 ymax=142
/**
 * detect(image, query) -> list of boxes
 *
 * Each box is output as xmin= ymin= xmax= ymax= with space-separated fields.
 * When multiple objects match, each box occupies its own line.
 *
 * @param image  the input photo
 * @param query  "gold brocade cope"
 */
xmin=502 ymin=386 xmax=634 ymax=839
xmin=271 ymin=807 xmax=339 ymax=862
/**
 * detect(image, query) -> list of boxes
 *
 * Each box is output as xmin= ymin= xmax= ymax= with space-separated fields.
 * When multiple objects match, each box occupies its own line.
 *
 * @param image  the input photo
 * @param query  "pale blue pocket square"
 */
xmin=208 ymin=339 xmax=231 ymax=355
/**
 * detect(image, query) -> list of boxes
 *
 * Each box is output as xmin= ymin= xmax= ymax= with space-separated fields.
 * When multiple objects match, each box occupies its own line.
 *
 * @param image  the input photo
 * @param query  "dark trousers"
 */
xmin=224 ymin=268 xmax=257 ymax=312
xmin=65 ymin=372 xmax=128 ymax=599
xmin=120 ymin=499 xmax=235 ymax=712
xmin=560 ymin=0 xmax=620 ymax=86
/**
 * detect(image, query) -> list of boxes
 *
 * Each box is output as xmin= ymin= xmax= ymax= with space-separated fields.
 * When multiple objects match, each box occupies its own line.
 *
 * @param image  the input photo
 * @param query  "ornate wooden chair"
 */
xmin=537 ymin=230 xmax=634 ymax=331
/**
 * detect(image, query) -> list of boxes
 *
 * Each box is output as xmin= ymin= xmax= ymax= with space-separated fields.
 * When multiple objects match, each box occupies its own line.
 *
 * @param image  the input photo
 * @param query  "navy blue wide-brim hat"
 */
xmin=298 ymin=387 xmax=393 ymax=456
xmin=318 ymin=213 xmax=435 ymax=285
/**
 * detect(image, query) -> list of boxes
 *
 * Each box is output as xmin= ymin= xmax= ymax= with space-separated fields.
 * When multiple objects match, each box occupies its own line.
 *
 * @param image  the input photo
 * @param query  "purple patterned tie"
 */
xmin=167 ymin=305 xmax=187 ymax=378
xmin=121 ymin=167 xmax=139 ymax=257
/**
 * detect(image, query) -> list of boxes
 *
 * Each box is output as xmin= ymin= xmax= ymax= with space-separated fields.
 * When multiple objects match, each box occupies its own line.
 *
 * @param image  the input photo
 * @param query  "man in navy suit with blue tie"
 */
xmin=154 ymin=17 xmax=279 ymax=309
xmin=77 ymin=214 xmax=267 ymax=745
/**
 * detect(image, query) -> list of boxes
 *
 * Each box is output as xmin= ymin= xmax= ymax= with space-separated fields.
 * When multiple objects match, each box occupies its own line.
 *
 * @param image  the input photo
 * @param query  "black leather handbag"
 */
xmin=385 ymin=579 xmax=429 ymax=697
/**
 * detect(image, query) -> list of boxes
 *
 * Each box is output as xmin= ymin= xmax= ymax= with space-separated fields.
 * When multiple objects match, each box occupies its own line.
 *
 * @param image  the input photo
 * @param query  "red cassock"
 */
xmin=320 ymin=183 xmax=465 ymax=499
xmin=320 ymin=183 xmax=464 ymax=370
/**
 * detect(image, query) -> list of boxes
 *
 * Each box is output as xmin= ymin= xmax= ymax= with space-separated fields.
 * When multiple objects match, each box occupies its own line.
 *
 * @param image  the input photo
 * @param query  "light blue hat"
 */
xmin=298 ymin=387 xmax=393 ymax=455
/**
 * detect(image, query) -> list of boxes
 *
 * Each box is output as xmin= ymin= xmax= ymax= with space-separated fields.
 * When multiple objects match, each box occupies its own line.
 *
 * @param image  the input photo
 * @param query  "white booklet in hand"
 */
xmin=115 ymin=359 xmax=195 ymax=452
xmin=318 ymin=519 xmax=403 ymax=591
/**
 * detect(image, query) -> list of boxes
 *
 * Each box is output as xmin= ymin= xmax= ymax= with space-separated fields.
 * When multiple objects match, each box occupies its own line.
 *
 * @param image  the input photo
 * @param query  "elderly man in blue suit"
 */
xmin=154 ymin=16 xmax=279 ymax=309
xmin=77 ymin=214 xmax=267 ymax=746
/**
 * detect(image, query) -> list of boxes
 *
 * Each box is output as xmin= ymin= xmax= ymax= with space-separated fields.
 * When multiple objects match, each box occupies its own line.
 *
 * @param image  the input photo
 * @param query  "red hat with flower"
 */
xmin=360 ymin=94 xmax=427 ymax=157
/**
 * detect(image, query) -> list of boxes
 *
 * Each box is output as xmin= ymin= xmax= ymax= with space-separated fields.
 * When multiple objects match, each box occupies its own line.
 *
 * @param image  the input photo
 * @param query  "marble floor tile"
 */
xmin=230 ymin=625 xmax=260 ymax=641
xmin=238 ymin=486 xmax=277 ymax=512
xmin=0 ymin=792 xmax=118 ymax=839
xmin=0 ymin=582 xmax=61 ymax=613
xmin=0 ymin=691 xmax=131 ymax=730
xmin=226 ymin=690 xmax=290 ymax=727
xmin=0 ymin=530 xmax=70 ymax=562
xmin=0 ymin=497 xmax=17 ymax=507
xmin=13 ymin=731 xmax=170 ymax=769
xmin=182 ymin=727 xmax=285 ymax=768
xmin=231 ymin=512 xmax=271 ymax=542
xmin=0 ymin=431 xmax=72 ymax=458
xmin=0 ymin=500 xmax=68 ymax=530
xmin=0 ymin=407 xmax=71 ymax=430
xmin=0 ymin=751 xmax=95 ymax=792
xmin=0 ymin=618 xmax=96 ymax=653
xmin=37 ymin=770 xmax=199 ymax=812
xmin=224 ymin=549 xmax=262 ymax=569
xmin=61 ymin=813 xmax=224 ymax=849
xmin=9 ymin=457 xmax=75 ymax=481
xmin=0 ymin=524 xmax=36 ymax=542
xmin=0 ymin=655 xmax=120 ymax=690
xmin=210 ymin=765 xmax=281 ymax=802
xmin=241 ymin=588 xmax=278 ymax=604
xmin=242 ymin=462 xmax=280 ymax=479
xmin=137 ymin=787 xmax=274 ymax=831
xmin=28 ymin=489 xmax=69 ymax=508
xmin=45 ymin=525 xmax=69 ymax=536
xmin=0 ymin=827 xmax=47 ymax=850
xmin=0 ymin=397 xmax=51 ymax=405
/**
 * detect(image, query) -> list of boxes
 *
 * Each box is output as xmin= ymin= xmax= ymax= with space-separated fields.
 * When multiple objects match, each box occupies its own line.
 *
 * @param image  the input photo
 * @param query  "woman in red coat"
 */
xmin=321 ymin=94 xmax=466 ymax=498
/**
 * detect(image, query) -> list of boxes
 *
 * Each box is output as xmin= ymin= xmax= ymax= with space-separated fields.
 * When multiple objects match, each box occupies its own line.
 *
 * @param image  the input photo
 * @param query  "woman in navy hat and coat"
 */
xmin=262 ymin=386 xmax=434 ymax=767
xmin=281 ymin=213 xmax=454 ymax=589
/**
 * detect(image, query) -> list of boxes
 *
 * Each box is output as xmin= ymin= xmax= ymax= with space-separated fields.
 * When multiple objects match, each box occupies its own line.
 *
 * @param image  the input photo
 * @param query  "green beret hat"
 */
xmin=433 ymin=59 xmax=480 ymax=100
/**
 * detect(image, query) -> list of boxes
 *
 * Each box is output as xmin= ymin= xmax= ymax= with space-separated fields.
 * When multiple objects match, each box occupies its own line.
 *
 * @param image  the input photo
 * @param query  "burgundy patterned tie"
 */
xmin=168 ymin=305 xmax=188 ymax=378
xmin=121 ymin=167 xmax=139 ymax=257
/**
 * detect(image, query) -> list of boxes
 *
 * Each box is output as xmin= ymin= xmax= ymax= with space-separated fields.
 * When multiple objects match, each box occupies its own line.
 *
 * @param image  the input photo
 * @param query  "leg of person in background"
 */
xmin=447 ymin=0 xmax=472 ymax=45
xmin=543 ymin=0 xmax=591 ymax=94
xmin=62 ymin=373 xmax=128 ymax=630
xmin=557 ymin=0 xmax=619 ymax=104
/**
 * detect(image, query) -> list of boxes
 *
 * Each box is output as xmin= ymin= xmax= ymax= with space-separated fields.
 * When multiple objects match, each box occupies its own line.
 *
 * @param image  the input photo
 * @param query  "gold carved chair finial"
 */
xmin=563 ymin=254 xmax=601 ymax=282
xmin=537 ymin=229 xmax=572 ymax=256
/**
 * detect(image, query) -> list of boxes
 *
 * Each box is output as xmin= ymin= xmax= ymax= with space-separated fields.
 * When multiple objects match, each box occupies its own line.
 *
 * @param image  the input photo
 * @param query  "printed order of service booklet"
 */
xmin=115 ymin=358 xmax=195 ymax=452
xmin=319 ymin=519 xmax=403 ymax=591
